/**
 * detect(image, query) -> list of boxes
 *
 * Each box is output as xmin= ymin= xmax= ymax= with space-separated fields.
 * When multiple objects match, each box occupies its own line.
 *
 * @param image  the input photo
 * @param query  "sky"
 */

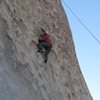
xmin=61 ymin=0 xmax=100 ymax=100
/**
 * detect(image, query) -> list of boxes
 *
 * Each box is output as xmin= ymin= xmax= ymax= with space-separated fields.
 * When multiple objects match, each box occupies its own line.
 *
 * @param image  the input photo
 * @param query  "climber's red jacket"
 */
xmin=39 ymin=32 xmax=52 ymax=45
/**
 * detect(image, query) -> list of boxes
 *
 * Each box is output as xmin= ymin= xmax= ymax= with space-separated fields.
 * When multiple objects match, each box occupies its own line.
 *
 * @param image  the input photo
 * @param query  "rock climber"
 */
xmin=37 ymin=28 xmax=52 ymax=63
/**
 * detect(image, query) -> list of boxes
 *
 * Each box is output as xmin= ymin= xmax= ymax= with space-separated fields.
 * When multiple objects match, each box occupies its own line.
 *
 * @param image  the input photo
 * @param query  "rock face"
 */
xmin=0 ymin=0 xmax=92 ymax=100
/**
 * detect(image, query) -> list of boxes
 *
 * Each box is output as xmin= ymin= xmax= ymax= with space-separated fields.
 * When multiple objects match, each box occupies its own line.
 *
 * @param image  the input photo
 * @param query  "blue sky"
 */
xmin=61 ymin=0 xmax=100 ymax=100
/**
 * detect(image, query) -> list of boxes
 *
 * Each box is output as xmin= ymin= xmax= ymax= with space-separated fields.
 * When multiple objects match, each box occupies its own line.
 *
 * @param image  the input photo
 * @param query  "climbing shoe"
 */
xmin=37 ymin=49 xmax=43 ymax=53
xmin=44 ymin=59 xmax=47 ymax=63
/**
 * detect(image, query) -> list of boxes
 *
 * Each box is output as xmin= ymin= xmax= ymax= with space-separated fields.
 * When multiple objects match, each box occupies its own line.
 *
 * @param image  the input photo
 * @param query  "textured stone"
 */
xmin=0 ymin=0 xmax=92 ymax=100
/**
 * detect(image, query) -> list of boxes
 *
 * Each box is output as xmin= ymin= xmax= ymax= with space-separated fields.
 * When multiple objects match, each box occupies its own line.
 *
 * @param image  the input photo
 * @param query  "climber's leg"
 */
xmin=44 ymin=45 xmax=51 ymax=63
xmin=37 ymin=42 xmax=43 ymax=53
xmin=37 ymin=41 xmax=51 ymax=63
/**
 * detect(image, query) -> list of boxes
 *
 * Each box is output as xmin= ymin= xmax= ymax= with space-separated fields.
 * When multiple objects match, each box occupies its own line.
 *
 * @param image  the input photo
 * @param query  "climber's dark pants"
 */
xmin=37 ymin=41 xmax=52 ymax=63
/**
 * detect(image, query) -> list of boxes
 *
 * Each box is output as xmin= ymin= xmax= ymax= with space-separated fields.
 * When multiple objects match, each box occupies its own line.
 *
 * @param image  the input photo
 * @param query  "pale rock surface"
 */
xmin=0 ymin=0 xmax=92 ymax=100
